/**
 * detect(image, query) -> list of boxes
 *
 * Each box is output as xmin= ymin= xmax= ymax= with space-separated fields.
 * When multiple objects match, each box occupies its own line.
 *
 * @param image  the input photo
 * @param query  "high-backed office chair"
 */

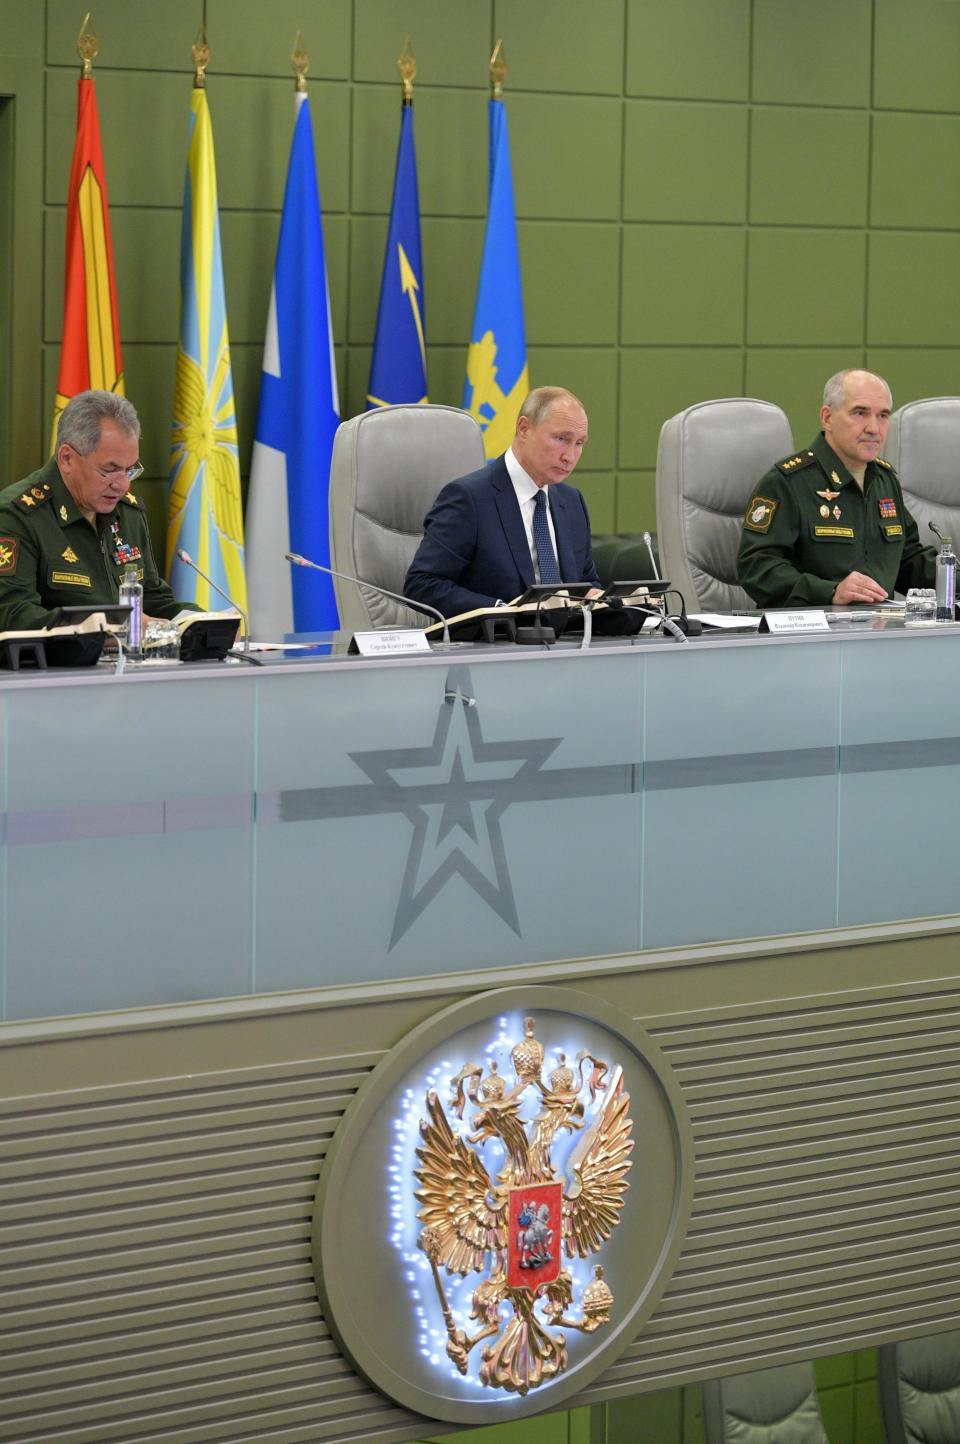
xmin=328 ymin=403 xmax=485 ymax=631
xmin=702 ymin=1362 xmax=830 ymax=1444
xmin=884 ymin=398 xmax=960 ymax=552
xmin=656 ymin=398 xmax=795 ymax=611
xmin=878 ymin=1331 xmax=960 ymax=1444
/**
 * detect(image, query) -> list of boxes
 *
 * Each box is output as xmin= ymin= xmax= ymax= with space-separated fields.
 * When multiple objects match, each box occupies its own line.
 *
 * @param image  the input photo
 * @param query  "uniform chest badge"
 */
xmin=816 ymin=487 xmax=841 ymax=502
xmin=61 ymin=546 xmax=78 ymax=563
xmin=109 ymin=517 xmax=141 ymax=566
xmin=832 ymin=505 xmax=842 ymax=520
xmin=878 ymin=497 xmax=897 ymax=519
xmin=819 ymin=504 xmax=830 ymax=518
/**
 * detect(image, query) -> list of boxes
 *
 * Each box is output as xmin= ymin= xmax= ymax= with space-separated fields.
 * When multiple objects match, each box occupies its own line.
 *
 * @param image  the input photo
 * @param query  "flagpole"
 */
xmin=50 ymin=12 xmax=125 ymax=448
xmin=167 ymin=25 xmax=247 ymax=610
xmin=462 ymin=39 xmax=529 ymax=458
xmin=365 ymin=38 xmax=428 ymax=410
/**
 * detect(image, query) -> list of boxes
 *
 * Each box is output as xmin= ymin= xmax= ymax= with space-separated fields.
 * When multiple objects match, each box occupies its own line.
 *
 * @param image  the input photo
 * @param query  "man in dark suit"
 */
xmin=404 ymin=386 xmax=599 ymax=618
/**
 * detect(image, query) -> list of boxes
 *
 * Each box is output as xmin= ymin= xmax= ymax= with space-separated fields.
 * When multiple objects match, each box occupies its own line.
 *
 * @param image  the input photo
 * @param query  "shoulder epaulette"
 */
xmin=120 ymin=491 xmax=142 ymax=507
xmin=14 ymin=482 xmax=52 ymax=512
xmin=776 ymin=451 xmax=816 ymax=475
xmin=876 ymin=456 xmax=894 ymax=470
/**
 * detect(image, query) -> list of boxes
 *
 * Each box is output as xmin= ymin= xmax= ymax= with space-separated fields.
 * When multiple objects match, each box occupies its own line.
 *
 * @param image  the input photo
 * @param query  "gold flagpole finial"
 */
xmin=490 ymin=39 xmax=506 ymax=99
xmin=77 ymin=13 xmax=99 ymax=77
xmin=397 ymin=36 xmax=416 ymax=105
xmin=291 ymin=31 xmax=309 ymax=91
xmin=192 ymin=23 xmax=210 ymax=88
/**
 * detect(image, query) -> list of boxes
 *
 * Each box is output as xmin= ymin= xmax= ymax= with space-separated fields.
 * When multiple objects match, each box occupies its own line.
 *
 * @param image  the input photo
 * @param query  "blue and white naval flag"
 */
xmin=245 ymin=90 xmax=340 ymax=638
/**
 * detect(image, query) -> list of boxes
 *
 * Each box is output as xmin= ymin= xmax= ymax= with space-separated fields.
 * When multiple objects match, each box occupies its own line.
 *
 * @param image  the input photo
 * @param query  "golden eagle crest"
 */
xmin=415 ymin=1016 xmax=633 ymax=1396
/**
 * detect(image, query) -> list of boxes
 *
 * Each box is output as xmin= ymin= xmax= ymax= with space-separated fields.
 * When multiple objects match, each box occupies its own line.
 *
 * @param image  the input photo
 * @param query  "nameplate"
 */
xmin=762 ymin=609 xmax=830 ymax=634
xmin=353 ymin=629 xmax=431 ymax=656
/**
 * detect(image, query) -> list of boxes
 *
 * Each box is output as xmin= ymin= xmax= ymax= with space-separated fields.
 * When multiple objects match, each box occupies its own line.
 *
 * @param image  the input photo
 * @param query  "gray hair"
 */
xmin=822 ymin=369 xmax=892 ymax=411
xmin=518 ymin=386 xmax=587 ymax=429
xmin=56 ymin=389 xmax=140 ymax=454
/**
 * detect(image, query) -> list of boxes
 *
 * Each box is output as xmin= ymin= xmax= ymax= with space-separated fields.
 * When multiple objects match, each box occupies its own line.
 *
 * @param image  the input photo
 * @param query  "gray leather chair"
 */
xmin=328 ymin=403 xmax=485 ymax=631
xmin=878 ymin=1331 xmax=960 ymax=1444
xmin=702 ymin=1362 xmax=830 ymax=1444
xmin=656 ymin=398 xmax=794 ymax=611
xmin=884 ymin=397 xmax=960 ymax=552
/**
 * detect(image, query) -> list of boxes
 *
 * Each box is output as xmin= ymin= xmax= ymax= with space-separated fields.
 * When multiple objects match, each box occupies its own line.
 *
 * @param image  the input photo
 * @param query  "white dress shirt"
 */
xmin=504 ymin=447 xmax=559 ymax=584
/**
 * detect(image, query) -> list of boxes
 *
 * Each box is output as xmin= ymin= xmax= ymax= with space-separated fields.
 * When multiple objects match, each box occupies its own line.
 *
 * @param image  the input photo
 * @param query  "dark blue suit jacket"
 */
xmin=404 ymin=456 xmax=599 ymax=618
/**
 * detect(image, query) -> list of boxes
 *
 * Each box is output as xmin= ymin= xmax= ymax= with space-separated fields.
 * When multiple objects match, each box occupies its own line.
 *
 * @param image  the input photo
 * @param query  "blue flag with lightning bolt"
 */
xmin=463 ymin=97 xmax=529 ymax=459
xmin=367 ymin=104 xmax=427 ymax=408
xmin=245 ymin=91 xmax=340 ymax=637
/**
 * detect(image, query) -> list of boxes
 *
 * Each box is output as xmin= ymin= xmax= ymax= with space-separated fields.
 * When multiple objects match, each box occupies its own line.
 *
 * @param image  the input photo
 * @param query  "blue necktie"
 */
xmin=532 ymin=488 xmax=561 ymax=585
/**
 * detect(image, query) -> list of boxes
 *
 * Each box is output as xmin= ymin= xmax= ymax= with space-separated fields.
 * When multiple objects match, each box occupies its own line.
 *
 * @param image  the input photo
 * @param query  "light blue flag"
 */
xmin=463 ymin=98 xmax=529 ymax=459
xmin=246 ymin=91 xmax=340 ymax=638
xmin=167 ymin=86 xmax=246 ymax=610
xmin=367 ymin=104 xmax=427 ymax=408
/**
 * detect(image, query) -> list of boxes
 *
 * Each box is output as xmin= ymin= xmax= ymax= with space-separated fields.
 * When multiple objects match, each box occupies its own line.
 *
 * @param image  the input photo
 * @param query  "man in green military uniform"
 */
xmin=737 ymin=369 xmax=936 ymax=610
xmin=0 ymin=389 xmax=188 ymax=632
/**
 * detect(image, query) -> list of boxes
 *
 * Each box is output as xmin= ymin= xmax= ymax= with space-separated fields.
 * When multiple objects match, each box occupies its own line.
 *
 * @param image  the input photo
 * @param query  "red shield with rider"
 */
xmin=507 ymin=1181 xmax=563 ymax=1290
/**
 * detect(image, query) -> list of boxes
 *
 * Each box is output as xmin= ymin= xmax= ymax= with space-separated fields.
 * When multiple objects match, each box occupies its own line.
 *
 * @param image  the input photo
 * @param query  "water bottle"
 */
xmin=119 ymin=565 xmax=143 ymax=658
xmin=935 ymin=538 xmax=956 ymax=622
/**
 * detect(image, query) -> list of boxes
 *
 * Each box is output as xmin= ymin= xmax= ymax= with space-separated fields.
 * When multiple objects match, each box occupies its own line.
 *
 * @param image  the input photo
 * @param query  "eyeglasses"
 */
xmin=96 ymin=461 xmax=145 ymax=484
xmin=65 ymin=444 xmax=144 ymax=485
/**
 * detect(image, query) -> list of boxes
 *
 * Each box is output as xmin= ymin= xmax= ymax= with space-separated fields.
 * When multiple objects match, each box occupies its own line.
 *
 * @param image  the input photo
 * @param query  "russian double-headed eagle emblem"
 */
xmin=414 ymin=1016 xmax=634 ymax=1396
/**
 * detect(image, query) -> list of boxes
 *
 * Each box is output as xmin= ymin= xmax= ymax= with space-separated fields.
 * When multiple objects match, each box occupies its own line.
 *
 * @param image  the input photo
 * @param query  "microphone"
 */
xmin=285 ymin=552 xmax=451 ymax=645
xmin=642 ymin=531 xmax=661 ymax=582
xmin=930 ymin=521 xmax=944 ymax=542
xmin=176 ymin=549 xmax=251 ymax=658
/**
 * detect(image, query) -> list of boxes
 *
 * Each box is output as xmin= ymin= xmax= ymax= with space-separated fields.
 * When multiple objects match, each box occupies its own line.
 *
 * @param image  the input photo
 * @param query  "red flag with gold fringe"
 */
xmin=50 ymin=68 xmax=124 ymax=449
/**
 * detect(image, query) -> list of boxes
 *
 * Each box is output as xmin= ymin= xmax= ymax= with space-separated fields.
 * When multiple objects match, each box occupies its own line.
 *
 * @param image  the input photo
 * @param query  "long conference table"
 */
xmin=2 ymin=620 xmax=960 ymax=1441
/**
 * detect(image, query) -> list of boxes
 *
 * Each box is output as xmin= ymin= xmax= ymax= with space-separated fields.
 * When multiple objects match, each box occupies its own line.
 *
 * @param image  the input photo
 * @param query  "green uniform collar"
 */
xmin=810 ymin=433 xmax=886 ymax=493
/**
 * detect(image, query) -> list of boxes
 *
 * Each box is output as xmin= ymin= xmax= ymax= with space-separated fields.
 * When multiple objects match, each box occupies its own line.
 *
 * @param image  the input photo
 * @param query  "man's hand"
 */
xmin=832 ymin=571 xmax=888 ymax=604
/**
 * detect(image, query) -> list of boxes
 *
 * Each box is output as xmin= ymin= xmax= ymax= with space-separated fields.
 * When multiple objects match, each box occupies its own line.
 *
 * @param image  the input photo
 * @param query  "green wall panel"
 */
xmin=43 ymin=208 xmax=182 ymax=346
xmin=44 ymin=68 xmax=187 ymax=208
xmin=510 ymin=94 xmax=622 ymax=220
xmin=868 ymin=233 xmax=960 ymax=345
xmin=351 ymin=85 xmax=487 ymax=216
xmin=11 ymin=0 xmax=960 ymax=559
xmin=2 ymin=1 xmax=44 ymax=59
xmin=626 ymin=0 xmax=750 ymax=102
xmin=871 ymin=113 xmax=960 ymax=230
xmin=352 ymin=0 xmax=493 ymax=89
xmin=616 ymin=469 xmax=656 ymax=532
xmin=575 ymin=473 xmax=616 ymax=535
xmin=619 ymin=347 xmax=744 ymax=468
xmin=207 ymin=0 xmax=352 ymax=80
xmin=521 ymin=222 xmax=620 ymax=344
xmin=624 ymin=101 xmax=748 ymax=224
xmin=214 ymin=75 xmax=351 ymax=214
xmin=494 ymin=0 xmax=625 ymax=96
xmin=743 ymin=347 xmax=853 ymax=446
xmin=747 ymin=230 xmax=866 ymax=346
xmin=867 ymin=349 xmax=960 ymax=407
xmin=874 ymin=0 xmax=960 ymax=112
xmin=46 ymin=0 xmax=202 ymax=70
xmin=622 ymin=227 xmax=745 ymax=345
xmin=750 ymin=108 xmax=870 ymax=227
xmin=752 ymin=0 xmax=872 ymax=107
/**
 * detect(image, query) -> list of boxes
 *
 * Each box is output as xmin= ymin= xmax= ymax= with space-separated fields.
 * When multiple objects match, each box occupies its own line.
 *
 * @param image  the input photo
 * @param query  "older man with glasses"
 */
xmin=0 ymin=389 xmax=190 ymax=632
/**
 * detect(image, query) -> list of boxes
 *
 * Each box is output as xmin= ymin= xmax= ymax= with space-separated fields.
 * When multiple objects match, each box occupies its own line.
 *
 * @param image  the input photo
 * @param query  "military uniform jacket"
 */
xmin=736 ymin=433 xmax=936 ymax=610
xmin=0 ymin=457 xmax=181 ymax=632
